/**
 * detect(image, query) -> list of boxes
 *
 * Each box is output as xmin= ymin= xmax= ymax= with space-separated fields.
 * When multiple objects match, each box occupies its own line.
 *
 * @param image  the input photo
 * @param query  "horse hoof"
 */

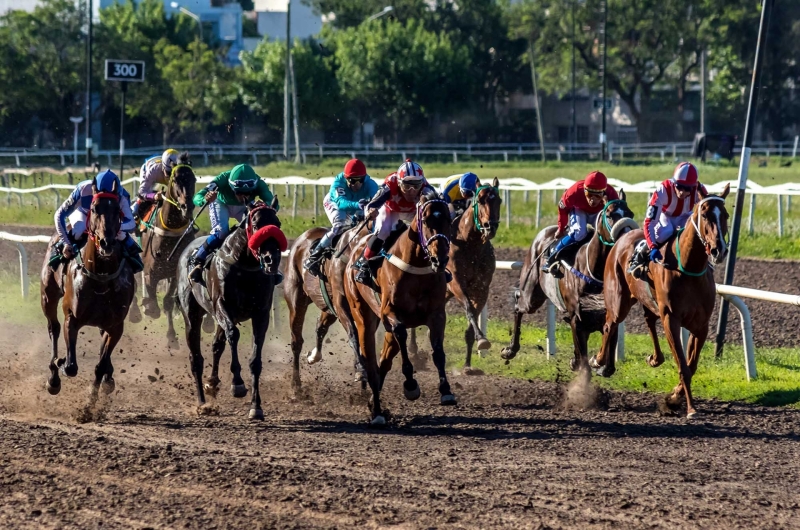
xmin=686 ymin=410 xmax=698 ymax=419
xmin=204 ymin=383 xmax=219 ymax=398
xmin=143 ymin=305 xmax=161 ymax=319
xmin=440 ymin=394 xmax=458 ymax=406
xmin=477 ymin=338 xmax=492 ymax=350
xmin=62 ymin=364 xmax=78 ymax=378
xmin=647 ymin=354 xmax=664 ymax=368
xmin=45 ymin=380 xmax=61 ymax=396
xmin=202 ymin=315 xmax=215 ymax=334
xmin=370 ymin=415 xmax=387 ymax=427
xmin=354 ymin=370 xmax=366 ymax=383
xmin=500 ymin=347 xmax=517 ymax=361
xmin=594 ymin=365 xmax=615 ymax=378
xmin=248 ymin=408 xmax=264 ymax=421
xmin=306 ymin=347 xmax=322 ymax=365
xmin=101 ymin=376 xmax=115 ymax=395
xmin=588 ymin=355 xmax=601 ymax=370
xmin=231 ymin=384 xmax=248 ymax=398
xmin=128 ymin=305 xmax=142 ymax=324
xmin=403 ymin=381 xmax=421 ymax=401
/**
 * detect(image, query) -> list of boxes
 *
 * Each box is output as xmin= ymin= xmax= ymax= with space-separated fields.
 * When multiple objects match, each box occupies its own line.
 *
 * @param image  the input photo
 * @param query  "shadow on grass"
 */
xmin=753 ymin=389 xmax=800 ymax=407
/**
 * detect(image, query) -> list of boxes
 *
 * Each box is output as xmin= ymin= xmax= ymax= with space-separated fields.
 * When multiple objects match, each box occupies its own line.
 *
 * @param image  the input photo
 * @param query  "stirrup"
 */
xmin=188 ymin=262 xmax=205 ymax=285
xmin=303 ymin=256 xmax=322 ymax=277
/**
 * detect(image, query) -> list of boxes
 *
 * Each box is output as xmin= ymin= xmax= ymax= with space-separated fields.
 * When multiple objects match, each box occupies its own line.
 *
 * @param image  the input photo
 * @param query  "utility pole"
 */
xmin=529 ymin=39 xmax=546 ymax=162
xmin=283 ymin=0 xmax=291 ymax=160
xmin=600 ymin=0 xmax=608 ymax=160
xmin=85 ymin=0 xmax=93 ymax=166
xmin=289 ymin=53 xmax=301 ymax=163
xmin=715 ymin=0 xmax=774 ymax=356
xmin=571 ymin=0 xmax=577 ymax=151
xmin=700 ymin=48 xmax=707 ymax=134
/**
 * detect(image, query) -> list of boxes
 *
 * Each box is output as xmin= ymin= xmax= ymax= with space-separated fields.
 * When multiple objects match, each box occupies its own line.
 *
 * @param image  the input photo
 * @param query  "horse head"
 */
xmin=89 ymin=178 xmax=122 ymax=256
xmin=169 ymin=152 xmax=196 ymax=221
xmin=473 ymin=177 xmax=502 ymax=242
xmin=416 ymin=192 xmax=451 ymax=274
xmin=246 ymin=198 xmax=287 ymax=276
xmin=695 ymin=183 xmax=730 ymax=264
xmin=599 ymin=190 xmax=638 ymax=245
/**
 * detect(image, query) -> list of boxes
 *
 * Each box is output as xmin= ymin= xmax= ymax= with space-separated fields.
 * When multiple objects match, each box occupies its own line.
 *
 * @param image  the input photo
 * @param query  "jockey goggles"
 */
xmin=584 ymin=186 xmax=605 ymax=196
xmin=399 ymin=179 xmax=424 ymax=190
xmin=231 ymin=179 xmax=258 ymax=194
xmin=675 ymin=182 xmax=696 ymax=192
xmin=347 ymin=176 xmax=365 ymax=184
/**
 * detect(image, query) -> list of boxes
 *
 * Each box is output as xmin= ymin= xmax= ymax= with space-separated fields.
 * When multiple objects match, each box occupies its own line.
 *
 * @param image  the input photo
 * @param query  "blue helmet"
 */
xmin=95 ymin=169 xmax=121 ymax=194
xmin=459 ymin=172 xmax=479 ymax=195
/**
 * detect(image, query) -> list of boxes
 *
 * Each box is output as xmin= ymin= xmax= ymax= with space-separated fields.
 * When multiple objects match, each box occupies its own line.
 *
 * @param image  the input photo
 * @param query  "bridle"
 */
xmin=416 ymin=199 xmax=451 ymax=260
xmin=87 ymin=192 xmax=121 ymax=246
xmin=595 ymin=199 xmax=631 ymax=247
xmin=157 ymin=164 xmax=195 ymax=231
xmin=689 ymin=196 xmax=727 ymax=255
xmin=472 ymin=185 xmax=500 ymax=235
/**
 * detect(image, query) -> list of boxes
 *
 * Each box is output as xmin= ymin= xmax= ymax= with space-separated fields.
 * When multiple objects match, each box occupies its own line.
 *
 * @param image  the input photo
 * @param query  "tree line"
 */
xmin=0 ymin=0 xmax=796 ymax=148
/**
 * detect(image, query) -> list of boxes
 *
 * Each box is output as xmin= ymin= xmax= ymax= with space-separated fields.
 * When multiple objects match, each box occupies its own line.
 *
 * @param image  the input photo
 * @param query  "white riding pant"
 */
xmin=323 ymin=195 xmax=351 ymax=237
xmin=208 ymin=201 xmax=247 ymax=237
xmin=653 ymin=212 xmax=691 ymax=245
xmin=373 ymin=208 xmax=414 ymax=240
xmin=567 ymin=209 xmax=590 ymax=242
xmin=67 ymin=210 xmax=126 ymax=241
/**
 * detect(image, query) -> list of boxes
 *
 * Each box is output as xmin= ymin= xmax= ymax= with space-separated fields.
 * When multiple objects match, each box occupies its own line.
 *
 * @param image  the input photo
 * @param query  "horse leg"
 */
xmin=592 ymin=318 xmax=620 ymax=378
xmin=181 ymin=294 xmax=207 ymax=408
xmin=341 ymin=316 xmax=366 ymax=386
xmin=569 ymin=317 xmax=589 ymax=372
xmin=311 ymin=310 xmax=336 ymax=365
xmin=163 ymin=278 xmax=179 ymax=348
xmin=62 ymin=315 xmax=80 ymax=378
xmin=216 ymin=310 xmax=246 ymax=398
xmin=247 ymin=311 xmax=270 ymax=421
xmin=686 ymin=327 xmax=707 ymax=377
xmin=287 ymin=295 xmax=310 ymax=394
xmin=142 ymin=270 xmax=161 ymax=319
xmin=428 ymin=312 xmax=456 ymax=405
xmin=94 ymin=322 xmax=123 ymax=396
xmin=356 ymin=311 xmax=383 ymax=424
xmin=128 ymin=275 xmax=143 ymax=323
xmin=464 ymin=324 xmax=476 ymax=371
xmin=42 ymin=278 xmax=62 ymax=395
xmin=501 ymin=289 xmax=546 ymax=361
xmin=643 ymin=308 xmax=664 ymax=367
xmin=662 ymin=314 xmax=696 ymax=418
xmin=391 ymin=325 xmax=421 ymax=401
xmin=204 ymin=325 xmax=226 ymax=399
xmin=378 ymin=330 xmax=400 ymax=390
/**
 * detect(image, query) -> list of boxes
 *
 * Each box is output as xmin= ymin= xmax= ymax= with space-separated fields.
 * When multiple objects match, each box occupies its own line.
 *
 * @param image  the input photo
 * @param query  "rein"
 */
xmin=596 ymin=199 xmax=625 ymax=247
xmin=156 ymin=164 xmax=195 ymax=233
xmin=416 ymin=199 xmax=451 ymax=260
xmin=472 ymin=185 xmax=499 ymax=234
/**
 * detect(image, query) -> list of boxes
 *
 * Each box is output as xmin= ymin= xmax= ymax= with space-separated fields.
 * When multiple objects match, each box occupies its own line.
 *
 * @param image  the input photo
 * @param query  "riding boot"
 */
xmin=627 ymin=241 xmax=650 ymax=280
xmin=353 ymin=256 xmax=373 ymax=286
xmin=48 ymin=241 xmax=67 ymax=270
xmin=542 ymin=234 xmax=577 ymax=274
xmin=303 ymin=233 xmax=332 ymax=277
xmin=122 ymin=234 xmax=145 ymax=274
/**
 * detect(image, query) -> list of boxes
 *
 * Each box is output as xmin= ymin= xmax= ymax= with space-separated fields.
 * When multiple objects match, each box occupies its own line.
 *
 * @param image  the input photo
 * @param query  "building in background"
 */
xmin=254 ymin=0 xmax=321 ymax=41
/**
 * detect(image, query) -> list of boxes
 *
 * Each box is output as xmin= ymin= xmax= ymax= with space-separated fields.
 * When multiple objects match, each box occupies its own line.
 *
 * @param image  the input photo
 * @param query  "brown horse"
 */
xmin=139 ymin=155 xmax=197 ymax=345
xmin=590 ymin=185 xmax=730 ymax=417
xmin=345 ymin=193 xmax=455 ymax=425
xmin=501 ymin=193 xmax=637 ymax=371
xmin=408 ymin=179 xmax=502 ymax=372
xmin=284 ymin=218 xmax=369 ymax=393
xmin=41 ymin=179 xmax=136 ymax=397
xmin=176 ymin=200 xmax=285 ymax=419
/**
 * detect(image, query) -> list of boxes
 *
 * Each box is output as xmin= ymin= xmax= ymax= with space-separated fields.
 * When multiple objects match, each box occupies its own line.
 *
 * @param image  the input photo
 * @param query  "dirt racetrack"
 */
xmin=0 ymin=321 xmax=799 ymax=529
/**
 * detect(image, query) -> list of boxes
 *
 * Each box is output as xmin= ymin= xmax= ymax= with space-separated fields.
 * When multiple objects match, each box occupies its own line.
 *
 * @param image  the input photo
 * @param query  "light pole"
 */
xmin=366 ymin=6 xmax=393 ymax=22
xmin=85 ymin=0 xmax=93 ymax=165
xmin=69 ymin=117 xmax=83 ymax=166
xmin=600 ymin=0 xmax=608 ymax=160
xmin=170 ymin=2 xmax=202 ymax=41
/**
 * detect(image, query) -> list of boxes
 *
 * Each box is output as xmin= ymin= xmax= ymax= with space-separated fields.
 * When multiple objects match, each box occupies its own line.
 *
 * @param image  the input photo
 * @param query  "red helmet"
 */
xmin=397 ymin=159 xmax=425 ymax=183
xmin=672 ymin=162 xmax=698 ymax=187
xmin=344 ymin=158 xmax=367 ymax=179
xmin=584 ymin=171 xmax=607 ymax=194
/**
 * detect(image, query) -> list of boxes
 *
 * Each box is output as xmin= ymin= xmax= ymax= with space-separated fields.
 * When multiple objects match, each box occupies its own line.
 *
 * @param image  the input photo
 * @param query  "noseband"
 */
xmin=595 ymin=199 xmax=634 ymax=247
xmin=690 ymin=196 xmax=727 ymax=255
xmin=416 ymin=199 xmax=450 ymax=260
xmin=472 ymin=185 xmax=500 ymax=235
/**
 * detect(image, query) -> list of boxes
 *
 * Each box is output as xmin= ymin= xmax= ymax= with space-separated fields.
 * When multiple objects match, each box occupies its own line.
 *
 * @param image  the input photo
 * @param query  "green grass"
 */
xmin=3 ymin=159 xmax=800 ymax=258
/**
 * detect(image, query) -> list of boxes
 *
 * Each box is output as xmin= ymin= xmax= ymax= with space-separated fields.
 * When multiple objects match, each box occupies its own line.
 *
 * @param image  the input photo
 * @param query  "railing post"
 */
xmin=535 ymin=189 xmax=542 ymax=229
xmin=504 ymin=189 xmax=511 ymax=228
xmin=615 ymin=322 xmax=625 ymax=362
xmin=546 ymin=301 xmax=556 ymax=358
xmin=778 ymin=194 xmax=784 ymax=237
xmin=719 ymin=293 xmax=757 ymax=381
xmin=748 ymin=194 xmax=756 ymax=236
xmin=15 ymin=243 xmax=28 ymax=298
xmin=313 ymin=183 xmax=319 ymax=219
xmin=672 ymin=144 xmax=677 ymax=159
xmin=793 ymin=135 xmax=799 ymax=159
xmin=453 ymin=151 xmax=457 ymax=163
xmin=504 ymin=151 xmax=508 ymax=162
xmin=319 ymin=144 xmax=323 ymax=160
xmin=252 ymin=153 xmax=258 ymax=166
xmin=292 ymin=184 xmax=298 ymax=219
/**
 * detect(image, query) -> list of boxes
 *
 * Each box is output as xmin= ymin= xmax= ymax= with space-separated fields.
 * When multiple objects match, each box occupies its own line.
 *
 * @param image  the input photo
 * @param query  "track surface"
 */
xmin=1 ymin=323 xmax=799 ymax=529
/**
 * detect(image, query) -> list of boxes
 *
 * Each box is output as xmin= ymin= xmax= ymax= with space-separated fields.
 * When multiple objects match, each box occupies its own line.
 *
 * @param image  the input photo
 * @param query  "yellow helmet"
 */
xmin=161 ymin=149 xmax=180 ymax=174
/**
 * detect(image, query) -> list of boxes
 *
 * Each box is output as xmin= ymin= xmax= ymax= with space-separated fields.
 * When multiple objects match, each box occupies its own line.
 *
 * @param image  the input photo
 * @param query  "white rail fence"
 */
xmin=3 ymin=174 xmax=800 ymax=236
xmin=4 ymin=232 xmax=793 ymax=382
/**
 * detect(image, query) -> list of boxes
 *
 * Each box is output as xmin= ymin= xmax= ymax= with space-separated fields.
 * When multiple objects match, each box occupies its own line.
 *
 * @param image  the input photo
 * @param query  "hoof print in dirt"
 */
xmin=461 ymin=367 xmax=485 ymax=376
xmin=197 ymin=403 xmax=220 ymax=416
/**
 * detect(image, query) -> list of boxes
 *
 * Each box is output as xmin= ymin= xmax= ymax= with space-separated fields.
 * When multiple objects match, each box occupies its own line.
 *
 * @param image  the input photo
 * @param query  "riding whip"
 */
xmin=333 ymin=218 xmax=369 ymax=259
xmin=167 ymin=202 xmax=207 ymax=261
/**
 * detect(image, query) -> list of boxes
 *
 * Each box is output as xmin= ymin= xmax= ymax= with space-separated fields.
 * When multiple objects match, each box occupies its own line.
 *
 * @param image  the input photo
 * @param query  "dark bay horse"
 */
xmin=345 ymin=194 xmax=455 ymax=426
xmin=40 ymin=179 xmax=136 ymax=398
xmin=139 ymin=155 xmax=197 ymax=345
xmin=408 ymin=178 xmax=502 ymax=373
xmin=590 ymin=185 xmax=730 ymax=417
xmin=176 ymin=200 xmax=285 ymax=419
xmin=284 ymin=219 xmax=369 ymax=393
xmin=501 ymin=193 xmax=637 ymax=371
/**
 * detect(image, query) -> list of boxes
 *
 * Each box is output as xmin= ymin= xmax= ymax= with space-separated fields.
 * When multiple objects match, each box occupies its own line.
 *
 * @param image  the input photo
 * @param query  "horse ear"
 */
xmin=91 ymin=178 xmax=98 ymax=195
xmin=492 ymin=177 xmax=499 ymax=188
xmin=721 ymin=182 xmax=731 ymax=199
xmin=270 ymin=195 xmax=280 ymax=210
xmin=619 ymin=189 xmax=626 ymax=201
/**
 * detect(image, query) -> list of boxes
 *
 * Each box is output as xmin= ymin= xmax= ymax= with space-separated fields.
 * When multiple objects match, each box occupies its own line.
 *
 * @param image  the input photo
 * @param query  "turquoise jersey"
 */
xmin=327 ymin=172 xmax=379 ymax=214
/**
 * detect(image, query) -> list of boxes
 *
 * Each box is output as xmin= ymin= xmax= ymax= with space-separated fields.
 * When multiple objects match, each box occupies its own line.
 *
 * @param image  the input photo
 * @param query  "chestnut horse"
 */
xmin=176 ymin=200 xmax=285 ymax=419
xmin=345 ymin=194 xmax=455 ymax=425
xmin=590 ymin=185 xmax=730 ymax=418
xmin=284 ymin=217 xmax=369 ymax=393
xmin=501 ymin=193 xmax=637 ymax=371
xmin=40 ymin=178 xmax=136 ymax=398
xmin=408 ymin=178 xmax=502 ymax=372
xmin=139 ymin=155 xmax=197 ymax=345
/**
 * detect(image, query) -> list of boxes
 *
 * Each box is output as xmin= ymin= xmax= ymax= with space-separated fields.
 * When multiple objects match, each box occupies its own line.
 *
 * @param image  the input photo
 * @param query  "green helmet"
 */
xmin=229 ymin=164 xmax=260 ymax=194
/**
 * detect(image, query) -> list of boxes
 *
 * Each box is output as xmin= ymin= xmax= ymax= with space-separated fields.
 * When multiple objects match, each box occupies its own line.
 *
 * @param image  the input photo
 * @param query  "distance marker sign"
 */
xmin=104 ymin=59 xmax=145 ymax=82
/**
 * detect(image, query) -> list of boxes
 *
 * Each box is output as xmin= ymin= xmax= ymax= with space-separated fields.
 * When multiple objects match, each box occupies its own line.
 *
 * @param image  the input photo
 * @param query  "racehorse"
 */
xmin=501 ymin=192 xmax=637 ymax=371
xmin=589 ymin=185 xmax=730 ymax=418
xmin=284 ymin=217 xmax=368 ymax=393
xmin=41 ymin=178 xmax=136 ymax=398
xmin=345 ymin=193 xmax=455 ymax=425
xmin=176 ymin=200 xmax=285 ymax=419
xmin=139 ymin=154 xmax=197 ymax=345
xmin=407 ymin=178 xmax=502 ymax=373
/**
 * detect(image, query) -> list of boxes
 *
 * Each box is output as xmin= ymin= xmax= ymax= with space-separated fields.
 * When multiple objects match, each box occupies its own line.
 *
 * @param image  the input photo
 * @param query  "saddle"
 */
xmin=136 ymin=202 xmax=157 ymax=233
xmin=48 ymin=233 xmax=88 ymax=270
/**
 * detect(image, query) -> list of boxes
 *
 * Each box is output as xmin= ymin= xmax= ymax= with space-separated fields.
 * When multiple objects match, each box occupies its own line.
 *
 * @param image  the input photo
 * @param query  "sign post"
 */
xmin=104 ymin=59 xmax=145 ymax=180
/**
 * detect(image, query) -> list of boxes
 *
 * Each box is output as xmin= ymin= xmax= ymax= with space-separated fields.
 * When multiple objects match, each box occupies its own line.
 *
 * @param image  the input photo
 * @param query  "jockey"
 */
xmin=440 ymin=172 xmax=480 ymax=217
xmin=132 ymin=148 xmax=181 ymax=219
xmin=304 ymin=158 xmax=379 ymax=277
xmin=50 ymin=169 xmax=143 ymax=273
xmin=188 ymin=163 xmax=278 ymax=284
xmin=628 ymin=161 xmax=708 ymax=277
xmin=353 ymin=159 xmax=435 ymax=285
xmin=542 ymin=170 xmax=619 ymax=273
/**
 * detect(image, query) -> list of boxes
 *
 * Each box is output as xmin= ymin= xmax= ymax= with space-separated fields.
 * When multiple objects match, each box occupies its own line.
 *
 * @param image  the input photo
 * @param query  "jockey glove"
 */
xmin=649 ymin=248 xmax=663 ymax=262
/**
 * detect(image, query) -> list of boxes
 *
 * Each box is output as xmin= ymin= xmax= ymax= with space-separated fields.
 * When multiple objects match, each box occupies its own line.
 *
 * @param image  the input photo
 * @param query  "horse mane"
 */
xmin=178 ymin=151 xmax=192 ymax=166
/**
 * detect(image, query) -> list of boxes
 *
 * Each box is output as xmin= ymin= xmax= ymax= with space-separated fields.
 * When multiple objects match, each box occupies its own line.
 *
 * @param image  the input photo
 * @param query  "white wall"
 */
xmin=255 ymin=0 xmax=321 ymax=40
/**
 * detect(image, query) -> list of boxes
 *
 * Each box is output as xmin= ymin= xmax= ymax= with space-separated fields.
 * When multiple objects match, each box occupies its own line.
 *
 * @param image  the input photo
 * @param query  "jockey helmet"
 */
xmin=459 ymin=172 xmax=479 ymax=194
xmin=344 ymin=158 xmax=367 ymax=179
xmin=161 ymin=149 xmax=180 ymax=175
xmin=672 ymin=162 xmax=699 ymax=188
xmin=397 ymin=159 xmax=424 ymax=184
xmin=584 ymin=171 xmax=607 ymax=194
xmin=94 ymin=169 xmax=121 ymax=194
xmin=228 ymin=163 xmax=260 ymax=194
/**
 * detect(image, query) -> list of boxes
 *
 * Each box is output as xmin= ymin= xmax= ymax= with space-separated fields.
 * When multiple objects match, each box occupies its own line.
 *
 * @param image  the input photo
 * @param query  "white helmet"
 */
xmin=162 ymin=149 xmax=180 ymax=175
xmin=397 ymin=159 xmax=424 ymax=183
